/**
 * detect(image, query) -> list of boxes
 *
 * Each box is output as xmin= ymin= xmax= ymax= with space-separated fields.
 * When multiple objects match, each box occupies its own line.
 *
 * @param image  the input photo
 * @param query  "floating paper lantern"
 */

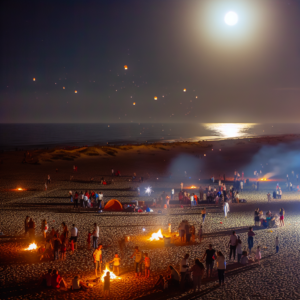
xmin=183 ymin=88 xmax=186 ymax=92
xmin=133 ymin=102 xmax=136 ymax=105
xmin=33 ymin=78 xmax=36 ymax=81
xmin=124 ymin=65 xmax=128 ymax=70
xmin=154 ymin=96 xmax=158 ymax=100
xmin=74 ymin=90 xmax=77 ymax=93
xmin=195 ymin=96 xmax=198 ymax=99
xmin=63 ymin=87 xmax=65 ymax=89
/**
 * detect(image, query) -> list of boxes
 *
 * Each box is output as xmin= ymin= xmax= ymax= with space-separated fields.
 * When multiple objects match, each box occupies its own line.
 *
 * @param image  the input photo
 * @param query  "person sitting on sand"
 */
xmin=71 ymin=275 xmax=90 ymax=290
xmin=40 ymin=269 xmax=53 ymax=287
xmin=240 ymin=251 xmax=249 ymax=265
xmin=51 ymin=269 xmax=67 ymax=289
xmin=167 ymin=265 xmax=180 ymax=287
xmin=154 ymin=275 xmax=165 ymax=291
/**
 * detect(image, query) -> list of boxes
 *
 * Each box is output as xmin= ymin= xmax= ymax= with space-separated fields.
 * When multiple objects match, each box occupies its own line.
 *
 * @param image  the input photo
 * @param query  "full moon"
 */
xmin=224 ymin=11 xmax=238 ymax=26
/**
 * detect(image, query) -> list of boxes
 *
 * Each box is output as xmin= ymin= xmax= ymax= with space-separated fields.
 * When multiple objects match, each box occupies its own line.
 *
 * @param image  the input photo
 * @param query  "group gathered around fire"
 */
xmin=24 ymin=167 xmax=288 ymax=296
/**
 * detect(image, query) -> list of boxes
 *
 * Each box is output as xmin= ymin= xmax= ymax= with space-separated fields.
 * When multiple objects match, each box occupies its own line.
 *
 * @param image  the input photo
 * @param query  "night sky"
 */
xmin=1 ymin=0 xmax=300 ymax=123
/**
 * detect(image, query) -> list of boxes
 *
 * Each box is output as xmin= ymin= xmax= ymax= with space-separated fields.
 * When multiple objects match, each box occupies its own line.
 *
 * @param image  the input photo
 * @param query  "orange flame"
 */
xmin=149 ymin=229 xmax=163 ymax=241
xmin=25 ymin=243 xmax=37 ymax=250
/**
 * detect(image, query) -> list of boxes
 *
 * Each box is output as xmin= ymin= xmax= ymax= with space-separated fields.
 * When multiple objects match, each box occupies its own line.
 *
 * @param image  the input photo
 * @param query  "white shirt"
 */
xmin=229 ymin=234 xmax=237 ymax=246
xmin=81 ymin=194 xmax=84 ymax=199
xmin=93 ymin=226 xmax=99 ymax=237
xmin=99 ymin=194 xmax=103 ymax=200
xmin=180 ymin=258 xmax=189 ymax=272
xmin=71 ymin=227 xmax=78 ymax=237
xmin=171 ymin=189 xmax=174 ymax=194
xmin=84 ymin=195 xmax=88 ymax=201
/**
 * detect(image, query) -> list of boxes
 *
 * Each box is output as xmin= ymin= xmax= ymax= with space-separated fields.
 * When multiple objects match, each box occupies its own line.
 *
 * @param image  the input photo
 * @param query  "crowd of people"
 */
xmin=69 ymin=190 xmax=105 ymax=209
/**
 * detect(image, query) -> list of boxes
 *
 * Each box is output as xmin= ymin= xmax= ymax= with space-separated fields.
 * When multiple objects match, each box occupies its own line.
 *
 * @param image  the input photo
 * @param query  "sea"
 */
xmin=0 ymin=123 xmax=300 ymax=151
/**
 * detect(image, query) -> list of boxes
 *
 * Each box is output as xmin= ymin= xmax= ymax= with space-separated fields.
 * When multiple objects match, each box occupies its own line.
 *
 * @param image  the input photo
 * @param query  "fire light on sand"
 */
xmin=190 ymin=186 xmax=197 ymax=189
xmin=17 ymin=188 xmax=23 ymax=191
xmin=149 ymin=229 xmax=163 ymax=241
xmin=25 ymin=243 xmax=37 ymax=250
xmin=260 ymin=178 xmax=267 ymax=181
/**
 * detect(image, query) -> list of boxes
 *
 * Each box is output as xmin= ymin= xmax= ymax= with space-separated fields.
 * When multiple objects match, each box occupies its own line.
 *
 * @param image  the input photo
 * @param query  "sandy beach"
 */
xmin=1 ymin=135 xmax=300 ymax=299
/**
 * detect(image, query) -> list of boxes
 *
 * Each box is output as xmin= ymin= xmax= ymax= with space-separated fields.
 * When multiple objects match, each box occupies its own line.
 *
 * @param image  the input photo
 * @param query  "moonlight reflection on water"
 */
xmin=204 ymin=123 xmax=256 ymax=138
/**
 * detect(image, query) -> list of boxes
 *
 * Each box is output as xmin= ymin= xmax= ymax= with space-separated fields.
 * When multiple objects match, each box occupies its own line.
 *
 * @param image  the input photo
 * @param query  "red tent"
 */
xmin=103 ymin=199 xmax=123 ymax=211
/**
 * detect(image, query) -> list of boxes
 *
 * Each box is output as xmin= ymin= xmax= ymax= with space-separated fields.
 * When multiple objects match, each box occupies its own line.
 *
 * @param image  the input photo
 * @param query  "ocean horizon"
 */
xmin=1 ymin=123 xmax=300 ymax=151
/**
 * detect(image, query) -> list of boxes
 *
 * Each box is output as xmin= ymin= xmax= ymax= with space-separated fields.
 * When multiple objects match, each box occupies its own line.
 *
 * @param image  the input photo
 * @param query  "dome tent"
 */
xmin=103 ymin=199 xmax=123 ymax=211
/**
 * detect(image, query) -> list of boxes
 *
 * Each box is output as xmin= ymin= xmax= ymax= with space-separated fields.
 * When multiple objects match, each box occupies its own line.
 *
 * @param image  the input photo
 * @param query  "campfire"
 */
xmin=260 ymin=178 xmax=267 ymax=181
xmin=190 ymin=186 xmax=197 ymax=189
xmin=149 ymin=229 xmax=163 ymax=241
xmin=25 ymin=243 xmax=37 ymax=250
xmin=16 ymin=188 xmax=25 ymax=191
xmin=101 ymin=267 xmax=119 ymax=282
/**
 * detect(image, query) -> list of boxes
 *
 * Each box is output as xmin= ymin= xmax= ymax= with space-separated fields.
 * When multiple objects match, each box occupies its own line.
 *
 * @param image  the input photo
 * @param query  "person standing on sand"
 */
xmin=28 ymin=218 xmax=36 ymax=241
xmin=248 ymin=227 xmax=255 ymax=254
xmin=223 ymin=201 xmax=229 ymax=218
xmin=99 ymin=192 xmax=104 ymax=209
xmin=279 ymin=188 xmax=282 ymax=199
xmin=24 ymin=216 xmax=30 ymax=236
xmin=181 ymin=182 xmax=183 ymax=191
xmin=267 ymin=192 xmax=271 ymax=202
xmin=111 ymin=168 xmax=114 ymax=176
xmin=216 ymin=251 xmax=226 ymax=286
xmin=92 ymin=223 xmax=99 ymax=249
xmin=228 ymin=231 xmax=237 ymax=261
xmin=130 ymin=246 xmax=143 ymax=277
xmin=47 ymin=175 xmax=51 ymax=184
xmin=201 ymin=244 xmax=215 ymax=278
xmin=279 ymin=208 xmax=285 ymax=226
xmin=93 ymin=244 xmax=103 ymax=278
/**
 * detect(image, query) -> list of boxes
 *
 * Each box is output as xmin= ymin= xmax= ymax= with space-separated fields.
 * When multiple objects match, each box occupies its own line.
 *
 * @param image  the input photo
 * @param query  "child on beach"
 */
xmin=201 ymin=208 xmax=206 ymax=223
xmin=275 ymin=237 xmax=279 ymax=253
xmin=103 ymin=271 xmax=110 ymax=298
xmin=109 ymin=253 xmax=121 ymax=276
xmin=87 ymin=232 xmax=91 ymax=249
xmin=144 ymin=253 xmax=151 ymax=278
xmin=60 ymin=241 xmax=66 ymax=261
xmin=255 ymin=246 xmax=261 ymax=265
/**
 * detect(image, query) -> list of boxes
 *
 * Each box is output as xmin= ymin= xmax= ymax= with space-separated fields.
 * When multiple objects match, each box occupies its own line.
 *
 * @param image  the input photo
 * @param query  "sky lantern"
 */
xmin=63 ymin=87 xmax=65 ymax=89
xmin=74 ymin=90 xmax=77 ymax=93
xmin=183 ymin=88 xmax=186 ymax=92
xmin=154 ymin=96 xmax=158 ymax=100
xmin=33 ymin=78 xmax=36 ymax=81
xmin=124 ymin=65 xmax=128 ymax=70
xmin=195 ymin=96 xmax=198 ymax=99
xmin=133 ymin=102 xmax=136 ymax=105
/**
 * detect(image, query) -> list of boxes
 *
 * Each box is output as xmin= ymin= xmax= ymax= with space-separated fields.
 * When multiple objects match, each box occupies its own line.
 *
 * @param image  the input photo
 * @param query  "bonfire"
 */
xmin=101 ymin=267 xmax=118 ymax=282
xmin=149 ymin=229 xmax=163 ymax=241
xmin=25 ymin=243 xmax=37 ymax=250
